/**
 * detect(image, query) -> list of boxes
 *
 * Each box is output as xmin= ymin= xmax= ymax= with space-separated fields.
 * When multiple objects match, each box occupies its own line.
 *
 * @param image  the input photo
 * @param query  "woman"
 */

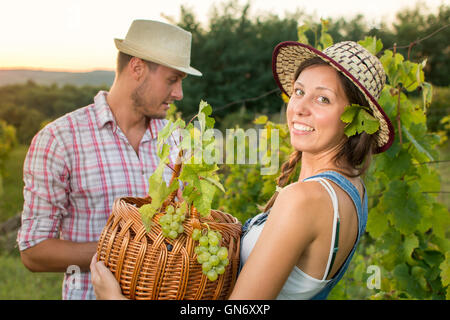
xmin=90 ymin=40 xmax=394 ymax=300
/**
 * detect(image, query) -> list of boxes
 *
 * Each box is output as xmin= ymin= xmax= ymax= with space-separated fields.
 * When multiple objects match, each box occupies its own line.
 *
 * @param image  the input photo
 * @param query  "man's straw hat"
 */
xmin=115 ymin=20 xmax=202 ymax=77
xmin=272 ymin=41 xmax=394 ymax=153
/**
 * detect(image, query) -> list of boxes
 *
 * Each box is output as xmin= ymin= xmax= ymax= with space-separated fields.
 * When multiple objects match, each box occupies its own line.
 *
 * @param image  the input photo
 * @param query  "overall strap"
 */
xmin=307 ymin=171 xmax=363 ymax=216
xmin=304 ymin=171 xmax=364 ymax=240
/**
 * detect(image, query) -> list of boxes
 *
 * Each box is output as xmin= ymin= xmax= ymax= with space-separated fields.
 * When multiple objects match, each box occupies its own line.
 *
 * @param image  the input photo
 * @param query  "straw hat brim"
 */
xmin=115 ymin=38 xmax=202 ymax=77
xmin=272 ymin=41 xmax=394 ymax=154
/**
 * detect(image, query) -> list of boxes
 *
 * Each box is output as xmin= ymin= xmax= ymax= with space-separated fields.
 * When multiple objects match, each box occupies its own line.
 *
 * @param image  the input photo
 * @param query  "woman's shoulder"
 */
xmin=273 ymin=181 xmax=334 ymax=220
xmin=279 ymin=180 xmax=331 ymax=204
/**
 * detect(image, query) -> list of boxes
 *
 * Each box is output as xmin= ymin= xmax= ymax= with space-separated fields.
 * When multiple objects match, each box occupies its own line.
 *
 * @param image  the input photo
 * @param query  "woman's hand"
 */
xmin=90 ymin=253 xmax=128 ymax=300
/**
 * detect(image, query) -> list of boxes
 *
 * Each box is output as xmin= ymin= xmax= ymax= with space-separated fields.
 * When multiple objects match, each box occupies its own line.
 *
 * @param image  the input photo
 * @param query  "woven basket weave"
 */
xmin=96 ymin=191 xmax=242 ymax=299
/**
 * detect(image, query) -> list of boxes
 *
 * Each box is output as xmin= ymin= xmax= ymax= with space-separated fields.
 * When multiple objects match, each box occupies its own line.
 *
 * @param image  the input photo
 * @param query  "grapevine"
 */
xmin=138 ymin=100 xmax=227 ymax=282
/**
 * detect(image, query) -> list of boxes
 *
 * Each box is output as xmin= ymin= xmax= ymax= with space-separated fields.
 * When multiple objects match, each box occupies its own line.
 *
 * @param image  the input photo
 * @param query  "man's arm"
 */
xmin=20 ymin=239 xmax=97 ymax=272
xmin=18 ymin=127 xmax=97 ymax=273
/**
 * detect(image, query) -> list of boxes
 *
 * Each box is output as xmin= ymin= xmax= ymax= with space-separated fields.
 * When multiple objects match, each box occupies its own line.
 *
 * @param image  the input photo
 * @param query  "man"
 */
xmin=17 ymin=19 xmax=202 ymax=299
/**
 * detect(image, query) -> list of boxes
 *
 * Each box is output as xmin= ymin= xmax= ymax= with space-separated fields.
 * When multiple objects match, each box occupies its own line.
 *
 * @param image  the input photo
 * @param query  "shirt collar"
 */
xmin=94 ymin=90 xmax=166 ymax=141
xmin=94 ymin=90 xmax=117 ymax=132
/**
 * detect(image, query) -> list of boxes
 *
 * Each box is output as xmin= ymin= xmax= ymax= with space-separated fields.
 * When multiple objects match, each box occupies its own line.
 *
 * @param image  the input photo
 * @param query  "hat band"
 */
xmin=118 ymin=39 xmax=191 ymax=69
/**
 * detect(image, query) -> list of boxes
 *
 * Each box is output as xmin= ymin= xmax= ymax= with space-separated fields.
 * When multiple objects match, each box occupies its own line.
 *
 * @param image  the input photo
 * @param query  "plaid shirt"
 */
xmin=17 ymin=91 xmax=179 ymax=299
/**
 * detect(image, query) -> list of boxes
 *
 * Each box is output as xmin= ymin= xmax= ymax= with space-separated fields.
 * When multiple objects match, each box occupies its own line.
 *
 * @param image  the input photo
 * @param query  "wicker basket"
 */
xmin=96 ymin=192 xmax=242 ymax=300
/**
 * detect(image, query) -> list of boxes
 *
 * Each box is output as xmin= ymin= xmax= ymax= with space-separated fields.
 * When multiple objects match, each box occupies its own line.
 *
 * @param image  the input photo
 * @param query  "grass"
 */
xmin=0 ymin=144 xmax=62 ymax=299
xmin=0 ymin=252 xmax=62 ymax=299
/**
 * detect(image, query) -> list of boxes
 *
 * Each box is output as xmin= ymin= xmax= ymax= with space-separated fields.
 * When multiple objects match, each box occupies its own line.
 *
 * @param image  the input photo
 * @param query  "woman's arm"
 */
xmin=228 ymin=182 xmax=323 ymax=299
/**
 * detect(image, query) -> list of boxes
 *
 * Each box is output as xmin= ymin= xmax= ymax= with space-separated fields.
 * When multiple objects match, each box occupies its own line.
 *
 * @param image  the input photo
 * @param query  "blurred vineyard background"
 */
xmin=0 ymin=1 xmax=449 ymax=299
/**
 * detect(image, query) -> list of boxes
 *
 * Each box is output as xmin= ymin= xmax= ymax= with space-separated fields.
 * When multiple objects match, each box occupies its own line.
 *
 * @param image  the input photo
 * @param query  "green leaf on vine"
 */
xmin=402 ymin=124 xmax=435 ymax=162
xmin=366 ymin=207 xmax=390 ymax=238
xmin=421 ymin=82 xmax=433 ymax=110
xmin=179 ymin=162 xmax=224 ymax=217
xmin=198 ymin=100 xmax=215 ymax=132
xmin=341 ymin=104 xmax=380 ymax=137
xmin=358 ymin=36 xmax=383 ymax=55
xmin=140 ymin=151 xmax=179 ymax=229
xmin=297 ymin=24 xmax=310 ymax=45
xmin=253 ymin=115 xmax=268 ymax=125
xmin=402 ymin=234 xmax=419 ymax=265
xmin=383 ymin=180 xmax=421 ymax=235
xmin=440 ymin=252 xmax=450 ymax=289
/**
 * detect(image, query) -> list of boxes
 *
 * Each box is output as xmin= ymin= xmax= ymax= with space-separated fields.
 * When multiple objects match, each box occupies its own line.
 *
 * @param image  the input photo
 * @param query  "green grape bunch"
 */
xmin=158 ymin=201 xmax=188 ymax=239
xmin=192 ymin=227 xmax=229 ymax=281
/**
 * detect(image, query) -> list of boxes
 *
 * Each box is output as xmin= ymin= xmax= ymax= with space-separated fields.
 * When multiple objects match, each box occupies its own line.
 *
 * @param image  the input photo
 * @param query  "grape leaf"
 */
xmin=297 ymin=24 xmax=310 ymax=45
xmin=198 ymin=100 xmax=215 ymax=131
xmin=440 ymin=252 xmax=450 ymax=289
xmin=157 ymin=118 xmax=185 ymax=152
xmin=341 ymin=104 xmax=380 ymax=137
xmin=402 ymin=124 xmax=436 ymax=162
xmin=192 ymin=179 xmax=217 ymax=217
xmin=383 ymin=180 xmax=421 ymax=235
xmin=421 ymin=82 xmax=433 ymax=110
xmin=402 ymin=234 xmax=419 ymax=265
xmin=145 ymin=153 xmax=179 ymax=216
xmin=393 ymin=263 xmax=427 ymax=299
xmin=358 ymin=36 xmax=383 ymax=55
xmin=253 ymin=115 xmax=268 ymax=125
xmin=366 ymin=207 xmax=390 ymax=238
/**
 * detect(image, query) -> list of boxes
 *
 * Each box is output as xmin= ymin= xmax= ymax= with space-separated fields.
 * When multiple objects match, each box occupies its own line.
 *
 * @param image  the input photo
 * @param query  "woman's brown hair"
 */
xmin=263 ymin=57 xmax=378 ymax=212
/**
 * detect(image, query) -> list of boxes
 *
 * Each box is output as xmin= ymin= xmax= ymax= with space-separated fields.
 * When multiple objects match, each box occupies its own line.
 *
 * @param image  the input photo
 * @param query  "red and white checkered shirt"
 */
xmin=17 ymin=91 xmax=179 ymax=300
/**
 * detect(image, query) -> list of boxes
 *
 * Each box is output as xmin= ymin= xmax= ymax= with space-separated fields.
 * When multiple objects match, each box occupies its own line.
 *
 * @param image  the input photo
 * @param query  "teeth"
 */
xmin=293 ymin=123 xmax=314 ymax=131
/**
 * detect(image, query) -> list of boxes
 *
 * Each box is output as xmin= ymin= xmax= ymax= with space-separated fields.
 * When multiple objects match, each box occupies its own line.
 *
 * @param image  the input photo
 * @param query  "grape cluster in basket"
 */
xmin=192 ymin=228 xmax=229 ymax=281
xmin=159 ymin=203 xmax=187 ymax=239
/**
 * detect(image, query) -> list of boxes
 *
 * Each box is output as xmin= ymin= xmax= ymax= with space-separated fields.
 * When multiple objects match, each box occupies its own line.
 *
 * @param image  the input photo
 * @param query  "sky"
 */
xmin=0 ymin=0 xmax=446 ymax=72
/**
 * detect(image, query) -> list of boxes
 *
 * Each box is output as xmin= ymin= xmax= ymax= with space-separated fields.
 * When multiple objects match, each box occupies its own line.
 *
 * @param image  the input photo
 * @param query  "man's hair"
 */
xmin=116 ymin=51 xmax=159 ymax=75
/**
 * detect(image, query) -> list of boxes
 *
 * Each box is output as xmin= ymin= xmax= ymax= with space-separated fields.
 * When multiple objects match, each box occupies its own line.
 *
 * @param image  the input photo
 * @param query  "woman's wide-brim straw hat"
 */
xmin=115 ymin=20 xmax=202 ymax=77
xmin=272 ymin=41 xmax=394 ymax=153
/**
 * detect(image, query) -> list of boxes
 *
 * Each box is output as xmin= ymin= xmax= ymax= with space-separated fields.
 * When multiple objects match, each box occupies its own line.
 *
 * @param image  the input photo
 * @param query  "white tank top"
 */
xmin=240 ymin=178 xmax=340 ymax=300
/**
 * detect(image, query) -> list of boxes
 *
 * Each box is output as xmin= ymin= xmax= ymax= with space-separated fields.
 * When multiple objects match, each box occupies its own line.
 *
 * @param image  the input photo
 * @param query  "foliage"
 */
xmin=0 ymin=120 xmax=17 ymax=196
xmin=425 ymin=86 xmax=450 ymax=142
xmin=352 ymin=36 xmax=450 ymax=300
xmin=0 ymin=145 xmax=27 ymax=221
